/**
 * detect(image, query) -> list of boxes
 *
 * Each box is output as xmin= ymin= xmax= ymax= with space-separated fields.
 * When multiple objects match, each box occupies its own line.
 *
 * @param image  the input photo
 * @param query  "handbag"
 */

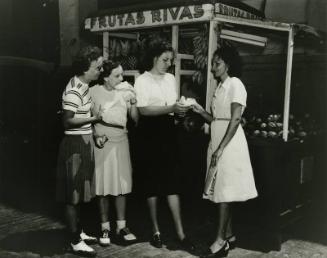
xmin=203 ymin=163 xmax=218 ymax=196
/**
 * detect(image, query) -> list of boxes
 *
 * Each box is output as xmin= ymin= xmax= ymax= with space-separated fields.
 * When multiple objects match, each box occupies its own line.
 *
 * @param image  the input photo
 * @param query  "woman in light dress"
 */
xmin=90 ymin=60 xmax=138 ymax=246
xmin=193 ymin=46 xmax=257 ymax=258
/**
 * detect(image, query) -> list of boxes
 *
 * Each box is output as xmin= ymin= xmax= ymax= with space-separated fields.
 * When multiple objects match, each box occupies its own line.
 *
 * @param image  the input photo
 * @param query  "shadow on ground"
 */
xmin=0 ymin=228 xmax=68 ymax=256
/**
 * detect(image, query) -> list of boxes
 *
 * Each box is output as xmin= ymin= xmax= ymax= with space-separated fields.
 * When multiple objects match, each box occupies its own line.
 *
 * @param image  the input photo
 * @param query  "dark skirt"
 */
xmin=136 ymin=115 xmax=181 ymax=197
xmin=56 ymin=134 xmax=95 ymax=205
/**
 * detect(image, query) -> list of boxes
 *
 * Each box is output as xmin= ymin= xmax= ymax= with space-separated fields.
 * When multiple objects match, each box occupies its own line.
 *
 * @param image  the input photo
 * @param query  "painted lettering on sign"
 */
xmin=86 ymin=4 xmax=212 ymax=32
xmin=214 ymin=3 xmax=261 ymax=20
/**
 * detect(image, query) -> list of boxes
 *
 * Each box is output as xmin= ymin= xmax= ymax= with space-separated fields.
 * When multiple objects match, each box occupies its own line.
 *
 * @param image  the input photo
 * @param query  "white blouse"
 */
xmin=211 ymin=76 xmax=247 ymax=119
xmin=134 ymin=71 xmax=178 ymax=107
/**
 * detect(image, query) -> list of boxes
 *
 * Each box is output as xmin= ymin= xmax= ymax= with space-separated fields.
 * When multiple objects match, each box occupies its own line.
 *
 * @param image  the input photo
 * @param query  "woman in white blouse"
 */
xmin=134 ymin=39 xmax=195 ymax=252
xmin=193 ymin=46 xmax=258 ymax=258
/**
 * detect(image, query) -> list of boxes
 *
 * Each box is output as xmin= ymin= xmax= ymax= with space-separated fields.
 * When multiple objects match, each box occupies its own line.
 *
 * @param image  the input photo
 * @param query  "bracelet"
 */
xmin=130 ymin=98 xmax=137 ymax=105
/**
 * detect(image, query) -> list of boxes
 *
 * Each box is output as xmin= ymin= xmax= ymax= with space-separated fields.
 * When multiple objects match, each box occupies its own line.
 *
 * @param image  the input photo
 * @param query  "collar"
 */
xmin=74 ymin=76 xmax=88 ymax=88
xmin=219 ymin=76 xmax=231 ymax=89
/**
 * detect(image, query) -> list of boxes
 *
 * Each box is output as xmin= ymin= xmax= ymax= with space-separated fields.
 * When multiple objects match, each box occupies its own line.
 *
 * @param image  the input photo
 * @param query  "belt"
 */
xmin=100 ymin=121 xmax=125 ymax=129
xmin=213 ymin=118 xmax=230 ymax=121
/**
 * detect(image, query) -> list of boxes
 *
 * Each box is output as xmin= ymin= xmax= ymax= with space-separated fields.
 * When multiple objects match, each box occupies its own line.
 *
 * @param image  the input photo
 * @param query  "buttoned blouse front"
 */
xmin=134 ymin=71 xmax=177 ymax=107
xmin=211 ymin=76 xmax=247 ymax=120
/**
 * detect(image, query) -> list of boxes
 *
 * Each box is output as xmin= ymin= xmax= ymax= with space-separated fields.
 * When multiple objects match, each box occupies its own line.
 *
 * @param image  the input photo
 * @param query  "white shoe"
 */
xmin=71 ymin=240 xmax=96 ymax=256
xmin=80 ymin=231 xmax=97 ymax=244
xmin=99 ymin=229 xmax=111 ymax=246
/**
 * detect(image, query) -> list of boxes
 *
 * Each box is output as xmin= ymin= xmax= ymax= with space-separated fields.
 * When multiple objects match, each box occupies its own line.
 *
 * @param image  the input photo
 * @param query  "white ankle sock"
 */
xmin=101 ymin=221 xmax=110 ymax=231
xmin=116 ymin=220 xmax=126 ymax=233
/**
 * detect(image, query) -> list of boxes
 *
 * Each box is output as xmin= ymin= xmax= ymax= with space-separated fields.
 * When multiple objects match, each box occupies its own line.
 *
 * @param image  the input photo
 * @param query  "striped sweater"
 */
xmin=62 ymin=76 xmax=92 ymax=135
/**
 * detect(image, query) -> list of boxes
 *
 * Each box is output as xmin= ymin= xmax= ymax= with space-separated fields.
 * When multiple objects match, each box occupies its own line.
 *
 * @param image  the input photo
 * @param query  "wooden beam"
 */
xmin=282 ymin=27 xmax=294 ymax=141
xmin=177 ymin=54 xmax=194 ymax=60
xmin=103 ymin=31 xmax=109 ymax=60
xmin=172 ymin=25 xmax=180 ymax=99
xmin=205 ymin=20 xmax=219 ymax=133
xmin=214 ymin=15 xmax=292 ymax=32
xmin=180 ymin=70 xmax=196 ymax=76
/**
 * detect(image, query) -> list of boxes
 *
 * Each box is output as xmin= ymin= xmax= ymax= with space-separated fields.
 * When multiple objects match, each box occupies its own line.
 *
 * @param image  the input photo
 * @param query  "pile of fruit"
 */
xmin=242 ymin=113 xmax=320 ymax=141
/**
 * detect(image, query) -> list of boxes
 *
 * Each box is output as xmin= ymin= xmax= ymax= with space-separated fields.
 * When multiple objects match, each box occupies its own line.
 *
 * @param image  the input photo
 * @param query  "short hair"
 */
xmin=139 ymin=38 xmax=174 ymax=73
xmin=72 ymin=46 xmax=102 ymax=76
xmin=98 ymin=59 xmax=121 ymax=84
xmin=212 ymin=45 xmax=242 ymax=78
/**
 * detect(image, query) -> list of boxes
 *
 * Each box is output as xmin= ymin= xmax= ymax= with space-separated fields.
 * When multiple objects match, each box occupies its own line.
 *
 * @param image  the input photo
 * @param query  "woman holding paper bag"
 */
xmin=192 ymin=46 xmax=257 ymax=257
xmin=90 ymin=60 xmax=138 ymax=246
xmin=134 ymin=38 xmax=195 ymax=252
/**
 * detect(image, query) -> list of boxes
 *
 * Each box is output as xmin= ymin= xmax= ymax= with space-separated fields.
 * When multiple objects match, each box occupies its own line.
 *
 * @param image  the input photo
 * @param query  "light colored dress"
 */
xmin=203 ymin=76 xmax=258 ymax=203
xmin=90 ymin=84 xmax=132 ymax=196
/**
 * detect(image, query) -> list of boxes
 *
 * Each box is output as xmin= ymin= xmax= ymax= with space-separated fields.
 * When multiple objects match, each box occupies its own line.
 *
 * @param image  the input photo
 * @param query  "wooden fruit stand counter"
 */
xmin=84 ymin=0 xmax=325 ymax=251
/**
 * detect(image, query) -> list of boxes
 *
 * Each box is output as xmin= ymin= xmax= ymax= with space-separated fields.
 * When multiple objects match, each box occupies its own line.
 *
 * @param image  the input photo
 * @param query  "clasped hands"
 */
xmin=95 ymin=135 xmax=108 ymax=148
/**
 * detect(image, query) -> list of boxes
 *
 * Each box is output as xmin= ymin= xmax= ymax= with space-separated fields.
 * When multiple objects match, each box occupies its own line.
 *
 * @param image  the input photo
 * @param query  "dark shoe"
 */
xmin=179 ymin=237 xmax=196 ymax=252
xmin=116 ymin=227 xmax=137 ymax=246
xmin=70 ymin=240 xmax=97 ymax=257
xmin=150 ymin=233 xmax=162 ymax=248
xmin=226 ymin=235 xmax=236 ymax=250
xmin=201 ymin=241 xmax=229 ymax=258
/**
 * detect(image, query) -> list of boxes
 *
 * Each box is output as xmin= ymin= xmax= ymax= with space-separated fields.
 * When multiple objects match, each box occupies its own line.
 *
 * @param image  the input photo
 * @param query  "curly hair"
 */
xmin=212 ymin=45 xmax=242 ymax=78
xmin=98 ymin=59 xmax=121 ymax=85
xmin=139 ymin=38 xmax=175 ymax=73
xmin=72 ymin=46 xmax=102 ymax=76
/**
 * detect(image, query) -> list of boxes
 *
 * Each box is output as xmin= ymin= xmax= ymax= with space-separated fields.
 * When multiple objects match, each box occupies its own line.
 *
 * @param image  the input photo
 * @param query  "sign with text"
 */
xmin=214 ymin=3 xmax=262 ymax=20
xmin=85 ymin=4 xmax=213 ymax=32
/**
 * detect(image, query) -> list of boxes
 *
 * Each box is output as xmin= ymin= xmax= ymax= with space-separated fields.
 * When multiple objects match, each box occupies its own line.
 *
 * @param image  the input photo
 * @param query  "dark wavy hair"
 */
xmin=72 ymin=46 xmax=102 ymax=76
xmin=212 ymin=45 xmax=242 ymax=78
xmin=139 ymin=38 xmax=175 ymax=73
xmin=98 ymin=59 xmax=121 ymax=85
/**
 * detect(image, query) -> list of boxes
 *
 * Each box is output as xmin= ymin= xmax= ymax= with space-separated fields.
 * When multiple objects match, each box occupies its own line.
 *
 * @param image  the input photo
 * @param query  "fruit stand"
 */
xmin=84 ymin=0 xmax=325 ymax=251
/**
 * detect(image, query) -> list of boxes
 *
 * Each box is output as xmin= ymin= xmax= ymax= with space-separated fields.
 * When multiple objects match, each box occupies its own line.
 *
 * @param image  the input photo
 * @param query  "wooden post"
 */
xmin=282 ymin=27 xmax=294 ymax=141
xmin=103 ymin=32 xmax=109 ymax=60
xmin=59 ymin=0 xmax=97 ymax=66
xmin=205 ymin=20 xmax=219 ymax=133
xmin=172 ymin=25 xmax=180 ymax=98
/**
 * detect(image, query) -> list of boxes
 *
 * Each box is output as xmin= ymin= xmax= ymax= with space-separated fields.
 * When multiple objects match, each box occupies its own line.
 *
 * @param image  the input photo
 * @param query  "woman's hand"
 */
xmin=210 ymin=147 xmax=224 ymax=167
xmin=191 ymin=102 xmax=205 ymax=114
xmin=95 ymin=135 xmax=108 ymax=148
xmin=173 ymin=102 xmax=190 ymax=117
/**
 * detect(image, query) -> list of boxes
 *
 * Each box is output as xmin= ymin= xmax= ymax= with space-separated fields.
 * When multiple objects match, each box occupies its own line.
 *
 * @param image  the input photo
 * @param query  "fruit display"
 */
xmin=192 ymin=24 xmax=208 ymax=85
xmin=242 ymin=113 xmax=321 ymax=142
xmin=108 ymin=37 xmax=146 ymax=70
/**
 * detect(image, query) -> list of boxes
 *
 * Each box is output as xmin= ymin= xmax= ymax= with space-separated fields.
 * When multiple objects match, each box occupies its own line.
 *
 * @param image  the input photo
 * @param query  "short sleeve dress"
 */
xmin=90 ymin=84 xmax=133 ymax=196
xmin=204 ymin=77 xmax=258 ymax=203
xmin=134 ymin=71 xmax=180 ymax=197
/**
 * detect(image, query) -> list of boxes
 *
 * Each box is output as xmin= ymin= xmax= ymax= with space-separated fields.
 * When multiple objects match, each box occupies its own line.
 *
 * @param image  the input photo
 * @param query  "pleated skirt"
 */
xmin=94 ymin=135 xmax=132 ymax=196
xmin=56 ymin=134 xmax=95 ymax=205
